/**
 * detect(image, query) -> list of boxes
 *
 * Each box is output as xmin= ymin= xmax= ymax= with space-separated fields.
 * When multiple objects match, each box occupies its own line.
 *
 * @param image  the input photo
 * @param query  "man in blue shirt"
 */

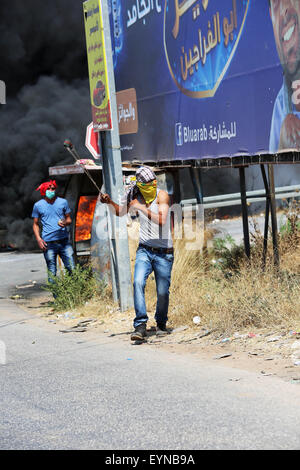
xmin=32 ymin=180 xmax=75 ymax=283
xmin=269 ymin=0 xmax=300 ymax=152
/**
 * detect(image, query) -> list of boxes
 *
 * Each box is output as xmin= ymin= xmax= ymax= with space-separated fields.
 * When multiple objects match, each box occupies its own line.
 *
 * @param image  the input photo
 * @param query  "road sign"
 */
xmin=85 ymin=122 xmax=101 ymax=159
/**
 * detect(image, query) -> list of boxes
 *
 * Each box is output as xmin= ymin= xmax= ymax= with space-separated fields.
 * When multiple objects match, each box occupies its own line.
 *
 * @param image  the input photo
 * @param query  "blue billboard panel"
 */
xmin=109 ymin=0 xmax=300 ymax=162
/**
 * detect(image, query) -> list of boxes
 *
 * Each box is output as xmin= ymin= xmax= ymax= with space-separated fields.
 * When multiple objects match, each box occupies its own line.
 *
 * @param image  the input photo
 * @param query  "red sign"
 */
xmin=85 ymin=122 xmax=101 ymax=159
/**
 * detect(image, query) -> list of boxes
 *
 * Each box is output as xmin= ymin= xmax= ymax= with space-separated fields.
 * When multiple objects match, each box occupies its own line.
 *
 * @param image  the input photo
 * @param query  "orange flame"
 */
xmin=75 ymin=196 xmax=97 ymax=242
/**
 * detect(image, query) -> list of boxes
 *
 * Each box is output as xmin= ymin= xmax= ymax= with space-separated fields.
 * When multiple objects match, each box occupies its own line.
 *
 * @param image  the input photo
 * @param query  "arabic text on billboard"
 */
xmin=84 ymin=0 xmax=112 ymax=131
xmin=108 ymin=0 xmax=300 ymax=163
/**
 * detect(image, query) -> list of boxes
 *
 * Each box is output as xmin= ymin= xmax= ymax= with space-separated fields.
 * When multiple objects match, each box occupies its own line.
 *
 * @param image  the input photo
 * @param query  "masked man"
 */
xmin=269 ymin=0 xmax=300 ymax=152
xmin=32 ymin=180 xmax=75 ymax=283
xmin=100 ymin=166 xmax=174 ymax=341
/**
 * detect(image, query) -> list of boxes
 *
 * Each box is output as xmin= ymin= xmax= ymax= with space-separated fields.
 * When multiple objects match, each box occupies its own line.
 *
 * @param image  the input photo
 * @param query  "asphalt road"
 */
xmin=1 ymin=251 xmax=300 ymax=450
xmin=0 ymin=251 xmax=46 ymax=298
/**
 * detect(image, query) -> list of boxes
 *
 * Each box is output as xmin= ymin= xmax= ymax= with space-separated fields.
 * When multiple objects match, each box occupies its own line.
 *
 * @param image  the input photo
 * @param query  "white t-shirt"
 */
xmin=137 ymin=189 xmax=173 ymax=249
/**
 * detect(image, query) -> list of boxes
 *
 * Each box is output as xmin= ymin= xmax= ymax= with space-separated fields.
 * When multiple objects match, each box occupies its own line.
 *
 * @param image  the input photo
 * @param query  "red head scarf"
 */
xmin=36 ymin=180 xmax=57 ymax=196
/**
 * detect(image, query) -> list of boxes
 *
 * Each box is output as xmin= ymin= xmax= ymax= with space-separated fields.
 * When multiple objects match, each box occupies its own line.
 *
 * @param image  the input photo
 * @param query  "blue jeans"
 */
xmin=43 ymin=238 xmax=75 ymax=283
xmin=133 ymin=246 xmax=174 ymax=328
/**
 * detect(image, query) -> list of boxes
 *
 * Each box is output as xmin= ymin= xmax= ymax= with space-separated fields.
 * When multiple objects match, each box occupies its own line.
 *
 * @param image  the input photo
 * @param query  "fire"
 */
xmin=75 ymin=196 xmax=97 ymax=242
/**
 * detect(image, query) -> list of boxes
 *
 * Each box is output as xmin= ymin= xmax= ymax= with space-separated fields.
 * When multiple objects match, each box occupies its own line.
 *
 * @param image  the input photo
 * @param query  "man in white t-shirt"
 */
xmin=269 ymin=0 xmax=300 ymax=152
xmin=100 ymin=166 xmax=174 ymax=341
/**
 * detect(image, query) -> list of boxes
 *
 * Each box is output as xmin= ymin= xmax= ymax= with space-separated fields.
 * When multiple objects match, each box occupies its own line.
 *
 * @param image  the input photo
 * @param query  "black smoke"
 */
xmin=0 ymin=0 xmax=91 ymax=249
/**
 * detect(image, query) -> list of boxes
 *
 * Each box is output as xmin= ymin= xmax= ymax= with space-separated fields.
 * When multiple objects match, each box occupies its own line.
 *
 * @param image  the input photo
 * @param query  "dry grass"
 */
xmin=140 ymin=205 xmax=300 ymax=335
xmin=75 ymin=204 xmax=300 ymax=336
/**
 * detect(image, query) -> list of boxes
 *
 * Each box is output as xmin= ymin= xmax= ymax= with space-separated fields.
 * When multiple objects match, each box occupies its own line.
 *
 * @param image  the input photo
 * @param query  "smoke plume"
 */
xmin=0 ymin=0 xmax=91 ymax=249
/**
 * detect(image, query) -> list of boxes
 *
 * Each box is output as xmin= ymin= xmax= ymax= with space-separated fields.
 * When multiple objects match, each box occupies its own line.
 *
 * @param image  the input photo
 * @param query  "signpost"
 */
xmin=83 ymin=0 xmax=133 ymax=311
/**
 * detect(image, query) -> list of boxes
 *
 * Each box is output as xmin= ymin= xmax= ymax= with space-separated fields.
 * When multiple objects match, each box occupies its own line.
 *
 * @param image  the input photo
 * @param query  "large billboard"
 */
xmin=108 ymin=0 xmax=300 ymax=163
xmin=83 ymin=0 xmax=112 ymax=131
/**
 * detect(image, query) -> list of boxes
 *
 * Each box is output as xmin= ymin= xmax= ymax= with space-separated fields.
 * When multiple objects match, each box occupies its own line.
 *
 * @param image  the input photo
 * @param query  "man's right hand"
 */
xmin=98 ymin=192 xmax=126 ymax=217
xmin=99 ymin=193 xmax=112 ymax=205
xmin=37 ymin=238 xmax=47 ymax=251
xmin=279 ymin=113 xmax=300 ymax=150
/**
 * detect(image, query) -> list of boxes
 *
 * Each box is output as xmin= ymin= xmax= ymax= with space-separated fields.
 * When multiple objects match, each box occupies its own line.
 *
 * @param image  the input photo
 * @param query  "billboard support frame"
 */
xmin=151 ymin=157 xmax=293 ymax=264
xmin=260 ymin=164 xmax=280 ymax=268
xmin=268 ymin=164 xmax=280 ymax=267
xmin=189 ymin=168 xmax=204 ymax=205
xmin=238 ymin=166 xmax=250 ymax=259
xmin=233 ymin=163 xmax=280 ymax=265
xmin=260 ymin=164 xmax=270 ymax=270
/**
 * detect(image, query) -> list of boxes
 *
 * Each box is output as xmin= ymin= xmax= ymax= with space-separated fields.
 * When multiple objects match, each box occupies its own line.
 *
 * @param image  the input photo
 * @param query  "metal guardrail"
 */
xmin=181 ymin=185 xmax=300 ymax=209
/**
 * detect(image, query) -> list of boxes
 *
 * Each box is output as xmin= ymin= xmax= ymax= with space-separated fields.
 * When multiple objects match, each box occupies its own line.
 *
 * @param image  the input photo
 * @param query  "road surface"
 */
xmin=0 ymin=250 xmax=300 ymax=450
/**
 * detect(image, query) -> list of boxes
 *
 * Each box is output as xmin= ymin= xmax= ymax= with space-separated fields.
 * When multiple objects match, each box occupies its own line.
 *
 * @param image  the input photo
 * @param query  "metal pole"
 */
xmin=98 ymin=0 xmax=133 ymax=311
xmin=260 ymin=164 xmax=270 ymax=269
xmin=268 ymin=164 xmax=280 ymax=267
xmin=189 ymin=167 xmax=204 ymax=204
xmin=172 ymin=169 xmax=182 ymax=205
xmin=239 ymin=167 xmax=250 ymax=258
xmin=172 ymin=169 xmax=183 ymax=237
xmin=99 ymin=132 xmax=119 ymax=302
xmin=263 ymin=200 xmax=270 ymax=267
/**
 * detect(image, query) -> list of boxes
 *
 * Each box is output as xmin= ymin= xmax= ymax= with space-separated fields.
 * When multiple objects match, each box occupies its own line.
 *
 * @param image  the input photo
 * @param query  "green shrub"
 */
xmin=212 ymin=235 xmax=245 ymax=271
xmin=44 ymin=264 xmax=106 ymax=311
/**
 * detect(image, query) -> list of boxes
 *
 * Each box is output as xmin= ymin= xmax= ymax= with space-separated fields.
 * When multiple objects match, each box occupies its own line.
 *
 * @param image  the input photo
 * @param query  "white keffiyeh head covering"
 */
xmin=125 ymin=166 xmax=156 ymax=204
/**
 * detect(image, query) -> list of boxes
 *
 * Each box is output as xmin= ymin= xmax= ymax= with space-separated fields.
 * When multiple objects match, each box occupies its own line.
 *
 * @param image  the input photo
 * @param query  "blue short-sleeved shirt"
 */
xmin=32 ymin=197 xmax=71 ymax=242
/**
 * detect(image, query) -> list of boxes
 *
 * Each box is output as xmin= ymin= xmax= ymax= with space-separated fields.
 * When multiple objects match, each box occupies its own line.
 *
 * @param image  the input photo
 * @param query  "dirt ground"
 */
xmin=12 ymin=288 xmax=300 ymax=386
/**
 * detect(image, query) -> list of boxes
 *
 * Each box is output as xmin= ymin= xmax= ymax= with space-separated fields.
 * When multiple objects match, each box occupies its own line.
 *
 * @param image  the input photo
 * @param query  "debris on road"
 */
xmin=11 ymin=286 xmax=300 ymax=384
xmin=76 ymin=318 xmax=96 ymax=326
xmin=178 ymin=329 xmax=214 ymax=344
xmin=267 ymin=336 xmax=282 ymax=343
xmin=248 ymin=333 xmax=256 ymax=338
xmin=290 ymin=340 xmax=300 ymax=366
xmin=59 ymin=327 xmax=87 ymax=333
xmin=214 ymin=353 xmax=232 ymax=360
xmin=172 ymin=326 xmax=188 ymax=333
xmin=15 ymin=283 xmax=35 ymax=289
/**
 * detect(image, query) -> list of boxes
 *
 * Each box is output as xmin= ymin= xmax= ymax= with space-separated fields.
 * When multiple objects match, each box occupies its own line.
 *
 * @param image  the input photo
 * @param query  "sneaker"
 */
xmin=131 ymin=323 xmax=147 ymax=341
xmin=156 ymin=323 xmax=168 ymax=336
